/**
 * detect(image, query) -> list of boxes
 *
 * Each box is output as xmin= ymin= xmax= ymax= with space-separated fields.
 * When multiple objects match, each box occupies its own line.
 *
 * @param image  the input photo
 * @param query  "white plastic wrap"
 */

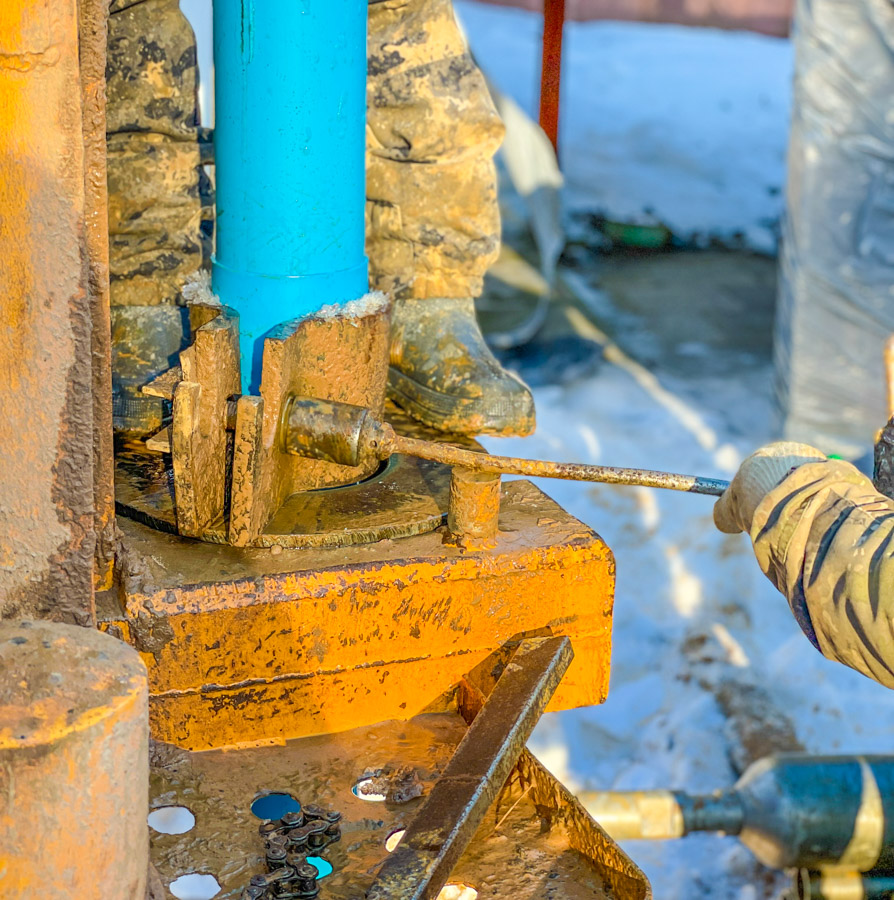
xmin=775 ymin=0 xmax=894 ymax=457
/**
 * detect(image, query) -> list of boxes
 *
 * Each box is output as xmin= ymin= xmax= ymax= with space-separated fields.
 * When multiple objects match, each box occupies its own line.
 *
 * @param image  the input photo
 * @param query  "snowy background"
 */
xmin=482 ymin=303 xmax=894 ymax=898
xmin=179 ymin=3 xmax=894 ymax=897
xmin=456 ymin=0 xmax=792 ymax=253
xmin=455 ymin=3 xmax=894 ymax=898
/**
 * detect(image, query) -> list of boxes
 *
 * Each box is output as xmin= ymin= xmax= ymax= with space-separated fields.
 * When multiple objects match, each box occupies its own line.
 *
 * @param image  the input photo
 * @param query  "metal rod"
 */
xmin=391 ymin=434 xmax=730 ymax=497
xmin=365 ymin=637 xmax=573 ymax=900
xmin=276 ymin=396 xmax=730 ymax=496
xmin=539 ymin=0 xmax=565 ymax=153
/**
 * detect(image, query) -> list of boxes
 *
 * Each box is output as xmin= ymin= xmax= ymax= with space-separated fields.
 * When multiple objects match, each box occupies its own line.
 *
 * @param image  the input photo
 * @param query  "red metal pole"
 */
xmin=539 ymin=0 xmax=565 ymax=154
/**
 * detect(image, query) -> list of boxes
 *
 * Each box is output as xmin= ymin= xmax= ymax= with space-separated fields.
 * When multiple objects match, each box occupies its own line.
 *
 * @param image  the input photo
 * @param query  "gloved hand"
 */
xmin=714 ymin=442 xmax=828 ymax=534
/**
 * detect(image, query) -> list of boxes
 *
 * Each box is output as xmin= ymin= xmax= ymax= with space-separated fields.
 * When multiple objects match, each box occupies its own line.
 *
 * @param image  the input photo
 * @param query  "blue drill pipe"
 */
xmin=212 ymin=0 xmax=369 ymax=394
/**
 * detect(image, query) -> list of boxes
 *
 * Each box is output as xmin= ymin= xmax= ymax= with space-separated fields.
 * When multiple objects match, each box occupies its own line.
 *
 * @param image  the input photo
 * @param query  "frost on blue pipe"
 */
xmin=212 ymin=0 xmax=369 ymax=393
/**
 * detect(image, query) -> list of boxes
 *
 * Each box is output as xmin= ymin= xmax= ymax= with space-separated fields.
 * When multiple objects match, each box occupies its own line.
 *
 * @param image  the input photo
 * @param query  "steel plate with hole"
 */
xmin=148 ymin=712 xmax=648 ymax=899
xmin=148 ymin=806 xmax=196 ymax=835
xmin=306 ymin=857 xmax=333 ymax=879
xmin=168 ymin=872 xmax=221 ymax=900
xmin=250 ymin=793 xmax=301 ymax=821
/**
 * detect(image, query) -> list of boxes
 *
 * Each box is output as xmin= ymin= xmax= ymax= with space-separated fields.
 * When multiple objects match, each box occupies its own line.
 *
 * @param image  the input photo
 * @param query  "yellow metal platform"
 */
xmin=102 ymin=479 xmax=615 ymax=751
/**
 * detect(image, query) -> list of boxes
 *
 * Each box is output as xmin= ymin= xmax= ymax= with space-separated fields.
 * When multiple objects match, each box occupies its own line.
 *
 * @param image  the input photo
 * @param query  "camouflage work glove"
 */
xmin=714 ymin=442 xmax=829 ymax=534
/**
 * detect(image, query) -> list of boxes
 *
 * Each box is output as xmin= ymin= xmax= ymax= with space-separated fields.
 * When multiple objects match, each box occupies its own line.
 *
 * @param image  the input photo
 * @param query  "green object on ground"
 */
xmin=602 ymin=220 xmax=672 ymax=249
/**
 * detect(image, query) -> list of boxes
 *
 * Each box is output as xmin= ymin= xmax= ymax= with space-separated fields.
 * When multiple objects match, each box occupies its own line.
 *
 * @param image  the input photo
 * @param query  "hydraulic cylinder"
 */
xmin=580 ymin=754 xmax=894 ymax=873
xmin=212 ymin=0 xmax=370 ymax=393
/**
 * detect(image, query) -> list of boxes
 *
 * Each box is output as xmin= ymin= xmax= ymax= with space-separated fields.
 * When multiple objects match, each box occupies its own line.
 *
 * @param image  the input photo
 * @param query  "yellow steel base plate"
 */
xmin=101 ymin=480 xmax=615 ymax=751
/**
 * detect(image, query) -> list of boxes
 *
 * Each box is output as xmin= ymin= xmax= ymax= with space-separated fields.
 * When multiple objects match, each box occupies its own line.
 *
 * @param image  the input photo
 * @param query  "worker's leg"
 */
xmin=106 ymin=0 xmax=204 ymax=434
xmin=367 ymin=0 xmax=535 ymax=436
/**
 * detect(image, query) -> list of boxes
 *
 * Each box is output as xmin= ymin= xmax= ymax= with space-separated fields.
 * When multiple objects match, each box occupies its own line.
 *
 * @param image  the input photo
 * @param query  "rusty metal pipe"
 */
xmin=540 ymin=0 xmax=565 ymax=152
xmin=448 ymin=467 xmax=502 ymax=548
xmin=279 ymin=396 xmax=730 ymax=497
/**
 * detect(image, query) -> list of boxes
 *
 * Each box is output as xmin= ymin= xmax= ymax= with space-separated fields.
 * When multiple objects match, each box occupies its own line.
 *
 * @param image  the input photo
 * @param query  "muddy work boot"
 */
xmin=388 ymin=297 xmax=535 ymax=436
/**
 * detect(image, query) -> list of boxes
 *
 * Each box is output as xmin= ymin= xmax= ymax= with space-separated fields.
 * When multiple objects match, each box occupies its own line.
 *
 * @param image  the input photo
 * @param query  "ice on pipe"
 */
xmin=311 ymin=291 xmax=389 ymax=323
xmin=181 ymin=270 xmax=220 ymax=307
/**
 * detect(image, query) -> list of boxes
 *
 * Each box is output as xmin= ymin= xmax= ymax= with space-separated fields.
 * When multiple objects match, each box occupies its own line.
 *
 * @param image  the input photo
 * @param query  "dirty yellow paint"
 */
xmin=103 ymin=481 xmax=616 ymax=751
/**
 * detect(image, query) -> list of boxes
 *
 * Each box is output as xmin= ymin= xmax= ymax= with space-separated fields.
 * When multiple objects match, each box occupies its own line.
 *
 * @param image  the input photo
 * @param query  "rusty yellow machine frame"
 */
xmin=0 ymin=2 xmax=650 ymax=899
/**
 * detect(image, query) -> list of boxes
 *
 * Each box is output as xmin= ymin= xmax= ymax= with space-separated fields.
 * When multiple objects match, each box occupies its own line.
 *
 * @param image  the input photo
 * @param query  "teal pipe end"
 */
xmin=212 ymin=258 xmax=369 ymax=395
xmin=212 ymin=0 xmax=369 ymax=395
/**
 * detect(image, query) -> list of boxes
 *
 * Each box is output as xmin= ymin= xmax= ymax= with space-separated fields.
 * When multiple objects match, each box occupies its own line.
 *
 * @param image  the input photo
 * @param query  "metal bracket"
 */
xmin=365 ymin=636 xmax=573 ymax=900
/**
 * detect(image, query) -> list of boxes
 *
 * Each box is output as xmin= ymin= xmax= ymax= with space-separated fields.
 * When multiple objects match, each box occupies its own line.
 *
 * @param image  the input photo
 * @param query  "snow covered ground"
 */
xmin=482 ymin=296 xmax=894 ymax=896
xmin=457 ymin=7 xmax=893 ymax=897
xmin=455 ymin=0 xmax=793 ymax=253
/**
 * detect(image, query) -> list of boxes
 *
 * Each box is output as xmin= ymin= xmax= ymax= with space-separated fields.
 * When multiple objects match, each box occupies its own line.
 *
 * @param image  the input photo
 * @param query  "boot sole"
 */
xmin=387 ymin=367 xmax=535 ymax=437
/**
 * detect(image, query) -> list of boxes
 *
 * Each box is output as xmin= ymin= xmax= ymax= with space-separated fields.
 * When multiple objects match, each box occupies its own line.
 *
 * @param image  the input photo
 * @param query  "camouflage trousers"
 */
xmin=366 ymin=0 xmax=504 ymax=300
xmin=106 ymin=0 xmax=502 ymax=425
xmin=106 ymin=0 xmax=204 ymax=309
xmin=106 ymin=0 xmax=502 ymax=308
xmin=106 ymin=0 xmax=203 ymax=430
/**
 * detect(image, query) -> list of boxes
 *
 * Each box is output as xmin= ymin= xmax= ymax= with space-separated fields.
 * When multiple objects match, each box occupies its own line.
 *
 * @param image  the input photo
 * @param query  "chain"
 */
xmin=241 ymin=804 xmax=342 ymax=899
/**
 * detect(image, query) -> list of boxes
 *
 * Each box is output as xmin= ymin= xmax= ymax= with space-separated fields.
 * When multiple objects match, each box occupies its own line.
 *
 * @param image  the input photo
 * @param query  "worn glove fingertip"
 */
xmin=713 ymin=492 xmax=744 ymax=534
